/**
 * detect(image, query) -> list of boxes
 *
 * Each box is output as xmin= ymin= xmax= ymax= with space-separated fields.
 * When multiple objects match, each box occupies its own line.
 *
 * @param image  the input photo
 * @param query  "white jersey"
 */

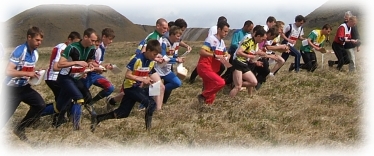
xmin=283 ymin=23 xmax=304 ymax=47
xmin=339 ymin=23 xmax=352 ymax=45
xmin=208 ymin=25 xmax=217 ymax=37
xmin=94 ymin=42 xmax=107 ymax=64
xmin=45 ymin=42 xmax=67 ymax=81
xmin=155 ymin=37 xmax=180 ymax=76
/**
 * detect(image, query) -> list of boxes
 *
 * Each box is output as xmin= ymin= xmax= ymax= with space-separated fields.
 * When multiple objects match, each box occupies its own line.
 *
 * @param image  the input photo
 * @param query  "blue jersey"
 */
xmin=123 ymin=53 xmax=155 ymax=88
xmin=4 ymin=42 xmax=39 ymax=87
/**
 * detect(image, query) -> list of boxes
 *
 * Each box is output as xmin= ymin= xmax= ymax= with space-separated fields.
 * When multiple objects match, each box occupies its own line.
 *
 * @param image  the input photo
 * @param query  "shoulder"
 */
xmin=128 ymin=54 xmax=140 ymax=64
xmin=204 ymin=35 xmax=213 ymax=41
xmin=147 ymin=31 xmax=159 ymax=40
xmin=11 ymin=44 xmax=27 ymax=57
xmin=34 ymin=50 xmax=39 ymax=58
xmin=66 ymin=42 xmax=79 ymax=50
xmin=161 ymin=37 xmax=169 ymax=43
xmin=135 ymin=53 xmax=144 ymax=60
xmin=56 ymin=43 xmax=67 ymax=49
xmin=242 ymin=38 xmax=253 ymax=46
xmin=233 ymin=29 xmax=241 ymax=34
xmin=89 ymin=46 xmax=96 ymax=52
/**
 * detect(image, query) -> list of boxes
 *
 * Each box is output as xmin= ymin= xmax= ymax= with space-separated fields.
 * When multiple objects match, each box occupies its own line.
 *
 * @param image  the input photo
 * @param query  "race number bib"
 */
xmin=214 ymin=46 xmax=225 ymax=55
xmin=134 ymin=67 xmax=150 ymax=76
xmin=21 ymin=62 xmax=35 ymax=72
xmin=70 ymin=66 xmax=86 ymax=73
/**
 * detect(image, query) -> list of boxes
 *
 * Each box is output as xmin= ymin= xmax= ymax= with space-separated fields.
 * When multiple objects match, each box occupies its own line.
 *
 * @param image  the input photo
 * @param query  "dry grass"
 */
xmin=1 ymin=41 xmax=363 ymax=151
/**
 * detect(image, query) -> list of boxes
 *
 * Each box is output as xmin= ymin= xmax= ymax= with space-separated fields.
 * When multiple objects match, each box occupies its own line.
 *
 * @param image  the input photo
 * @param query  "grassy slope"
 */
xmin=2 ymin=41 xmax=362 ymax=150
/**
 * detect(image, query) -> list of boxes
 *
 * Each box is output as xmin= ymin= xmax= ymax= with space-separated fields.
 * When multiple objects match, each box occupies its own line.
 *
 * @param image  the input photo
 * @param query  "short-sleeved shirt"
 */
xmin=300 ymin=29 xmax=326 ymax=53
xmin=59 ymin=41 xmax=96 ymax=78
xmin=45 ymin=42 xmax=67 ymax=81
xmin=233 ymin=37 xmax=258 ymax=63
xmin=198 ymin=35 xmax=228 ymax=72
xmin=5 ymin=42 xmax=39 ymax=87
xmin=135 ymin=30 xmax=163 ymax=54
xmin=123 ymin=53 xmax=156 ymax=89
xmin=154 ymin=37 xmax=180 ymax=76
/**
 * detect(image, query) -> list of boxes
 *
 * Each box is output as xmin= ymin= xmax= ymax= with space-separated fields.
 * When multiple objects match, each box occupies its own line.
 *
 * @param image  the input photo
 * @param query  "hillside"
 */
xmin=303 ymin=0 xmax=365 ymax=43
xmin=304 ymin=0 xmax=364 ymax=29
xmin=2 ymin=4 xmax=147 ymax=47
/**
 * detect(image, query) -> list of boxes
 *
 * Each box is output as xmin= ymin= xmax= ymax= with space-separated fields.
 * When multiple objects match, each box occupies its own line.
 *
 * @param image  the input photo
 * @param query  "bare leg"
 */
xmin=242 ymin=71 xmax=257 ymax=97
xmin=150 ymin=73 xmax=165 ymax=110
xmin=112 ymin=92 xmax=124 ymax=103
xmin=229 ymin=70 xmax=242 ymax=97
xmin=270 ymin=55 xmax=285 ymax=74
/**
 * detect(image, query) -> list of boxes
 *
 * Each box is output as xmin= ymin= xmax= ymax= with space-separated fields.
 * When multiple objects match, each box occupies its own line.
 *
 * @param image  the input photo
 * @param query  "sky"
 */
xmin=1 ymin=0 xmax=373 ymax=156
xmin=0 ymin=0 xmax=330 ymax=29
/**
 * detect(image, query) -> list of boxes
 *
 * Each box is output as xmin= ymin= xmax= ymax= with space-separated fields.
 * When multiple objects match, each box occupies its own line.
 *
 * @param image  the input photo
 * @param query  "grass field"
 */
xmin=0 ymin=41 xmax=363 ymax=152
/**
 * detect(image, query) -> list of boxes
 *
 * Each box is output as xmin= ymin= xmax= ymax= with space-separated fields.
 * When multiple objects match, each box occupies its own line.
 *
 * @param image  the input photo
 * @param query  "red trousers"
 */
xmin=197 ymin=57 xmax=225 ymax=104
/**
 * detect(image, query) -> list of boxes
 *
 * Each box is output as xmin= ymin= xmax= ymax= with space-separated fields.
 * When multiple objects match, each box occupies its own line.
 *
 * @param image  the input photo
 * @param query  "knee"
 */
xmin=150 ymin=102 xmax=157 ymax=113
xmin=85 ymin=93 xmax=92 ymax=101
xmin=314 ymin=63 xmax=318 ymax=68
xmin=174 ymin=80 xmax=182 ymax=88
xmin=217 ymin=78 xmax=226 ymax=88
xmin=106 ymin=85 xmax=115 ymax=93
xmin=115 ymin=111 xmax=129 ymax=119
xmin=250 ymin=79 xmax=258 ymax=86
xmin=160 ymin=82 xmax=165 ymax=91
xmin=165 ymin=80 xmax=181 ymax=91
xmin=143 ymin=99 xmax=157 ymax=112
xmin=293 ymin=51 xmax=301 ymax=57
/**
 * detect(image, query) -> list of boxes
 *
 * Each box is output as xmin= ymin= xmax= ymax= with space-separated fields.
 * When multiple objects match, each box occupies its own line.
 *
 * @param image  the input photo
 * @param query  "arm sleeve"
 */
xmin=126 ymin=56 xmax=137 ymax=71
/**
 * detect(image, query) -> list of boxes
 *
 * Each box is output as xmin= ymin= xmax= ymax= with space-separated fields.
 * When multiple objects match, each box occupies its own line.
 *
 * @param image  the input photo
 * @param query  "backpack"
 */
xmin=281 ymin=24 xmax=303 ymax=44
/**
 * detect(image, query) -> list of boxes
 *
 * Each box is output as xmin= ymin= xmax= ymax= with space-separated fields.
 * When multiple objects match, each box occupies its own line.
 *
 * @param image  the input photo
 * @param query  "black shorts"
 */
xmin=232 ymin=59 xmax=251 ymax=73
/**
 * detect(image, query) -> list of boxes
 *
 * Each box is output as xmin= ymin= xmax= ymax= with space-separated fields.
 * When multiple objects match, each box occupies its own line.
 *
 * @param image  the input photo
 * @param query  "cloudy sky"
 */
xmin=0 ymin=0 xmax=332 ymax=29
